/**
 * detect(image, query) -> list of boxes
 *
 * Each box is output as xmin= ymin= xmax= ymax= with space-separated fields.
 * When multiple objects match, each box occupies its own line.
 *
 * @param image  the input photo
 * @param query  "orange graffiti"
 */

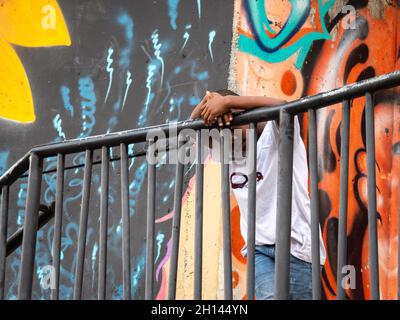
xmin=307 ymin=6 xmax=400 ymax=300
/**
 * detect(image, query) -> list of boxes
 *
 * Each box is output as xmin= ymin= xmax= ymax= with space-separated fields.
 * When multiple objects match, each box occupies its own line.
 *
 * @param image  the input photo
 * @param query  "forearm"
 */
xmin=225 ymin=95 xmax=286 ymax=110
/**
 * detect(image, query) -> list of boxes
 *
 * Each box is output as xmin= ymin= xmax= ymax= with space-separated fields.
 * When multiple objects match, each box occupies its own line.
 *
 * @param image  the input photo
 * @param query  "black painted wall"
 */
xmin=0 ymin=0 xmax=233 ymax=299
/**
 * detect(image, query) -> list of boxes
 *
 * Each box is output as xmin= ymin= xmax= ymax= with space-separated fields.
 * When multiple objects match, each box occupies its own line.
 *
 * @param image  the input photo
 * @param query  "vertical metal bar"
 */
xmin=120 ymin=143 xmax=131 ymax=300
xmin=275 ymin=111 xmax=294 ymax=300
xmin=168 ymin=137 xmax=184 ymax=300
xmin=51 ymin=154 xmax=64 ymax=300
xmin=73 ymin=149 xmax=93 ymax=300
xmin=221 ymin=129 xmax=233 ymax=300
xmin=247 ymin=122 xmax=257 ymax=300
xmin=194 ymin=131 xmax=204 ymax=299
xmin=145 ymin=139 xmax=156 ymax=300
xmin=0 ymin=186 xmax=9 ymax=300
xmin=18 ymin=152 xmax=43 ymax=300
xmin=98 ymin=146 xmax=109 ymax=300
xmin=365 ymin=92 xmax=380 ymax=300
xmin=308 ymin=109 xmax=322 ymax=300
xmin=336 ymin=100 xmax=350 ymax=300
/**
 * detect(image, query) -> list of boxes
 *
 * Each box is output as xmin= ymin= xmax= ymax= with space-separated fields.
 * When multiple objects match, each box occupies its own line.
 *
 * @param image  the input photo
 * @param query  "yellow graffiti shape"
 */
xmin=0 ymin=0 xmax=71 ymax=123
xmin=0 ymin=37 xmax=34 ymax=122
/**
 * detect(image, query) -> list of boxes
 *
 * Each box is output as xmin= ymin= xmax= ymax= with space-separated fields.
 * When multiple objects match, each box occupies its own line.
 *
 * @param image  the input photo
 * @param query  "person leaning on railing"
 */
xmin=190 ymin=90 xmax=326 ymax=300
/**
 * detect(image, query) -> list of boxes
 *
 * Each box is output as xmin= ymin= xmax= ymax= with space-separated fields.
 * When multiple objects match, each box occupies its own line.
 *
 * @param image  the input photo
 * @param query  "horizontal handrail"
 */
xmin=1 ymin=70 xmax=400 ymax=190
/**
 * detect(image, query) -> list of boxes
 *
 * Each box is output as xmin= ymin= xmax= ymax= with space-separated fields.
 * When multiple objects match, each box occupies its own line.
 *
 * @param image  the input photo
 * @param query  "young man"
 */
xmin=190 ymin=90 xmax=326 ymax=300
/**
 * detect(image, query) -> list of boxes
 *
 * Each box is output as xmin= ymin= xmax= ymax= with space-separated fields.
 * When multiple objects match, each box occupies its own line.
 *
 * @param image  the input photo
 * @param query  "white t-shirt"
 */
xmin=228 ymin=118 xmax=326 ymax=265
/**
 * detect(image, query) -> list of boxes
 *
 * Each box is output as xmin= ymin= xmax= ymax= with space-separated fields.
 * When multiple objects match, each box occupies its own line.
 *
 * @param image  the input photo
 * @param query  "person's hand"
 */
xmin=215 ymin=111 xmax=233 ymax=127
xmin=200 ymin=92 xmax=232 ymax=126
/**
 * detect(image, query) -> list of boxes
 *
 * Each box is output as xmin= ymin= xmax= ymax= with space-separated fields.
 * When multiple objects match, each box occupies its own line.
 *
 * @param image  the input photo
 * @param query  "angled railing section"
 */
xmin=0 ymin=71 xmax=399 ymax=300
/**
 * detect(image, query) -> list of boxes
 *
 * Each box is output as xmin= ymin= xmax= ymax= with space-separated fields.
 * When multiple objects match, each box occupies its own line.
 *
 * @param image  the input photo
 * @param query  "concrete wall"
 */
xmin=0 ymin=0 xmax=399 ymax=300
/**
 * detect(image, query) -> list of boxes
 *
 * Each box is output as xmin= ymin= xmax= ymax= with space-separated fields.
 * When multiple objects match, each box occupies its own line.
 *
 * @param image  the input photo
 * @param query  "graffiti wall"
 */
xmin=0 ymin=0 xmax=233 ymax=299
xmin=1 ymin=0 xmax=399 ymax=300
xmin=225 ymin=0 xmax=400 ymax=299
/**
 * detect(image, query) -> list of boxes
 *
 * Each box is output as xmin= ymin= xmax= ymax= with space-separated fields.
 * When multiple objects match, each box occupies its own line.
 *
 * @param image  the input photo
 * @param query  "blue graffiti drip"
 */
xmin=190 ymin=61 xmax=208 ymax=81
xmin=131 ymin=249 xmax=146 ymax=298
xmin=181 ymin=24 xmax=192 ymax=51
xmin=168 ymin=0 xmax=179 ymax=30
xmin=155 ymin=233 xmax=165 ymax=263
xmin=17 ymin=181 xmax=28 ymax=226
xmin=128 ymin=145 xmax=136 ymax=170
xmin=113 ymin=99 xmax=121 ymax=113
xmin=92 ymin=242 xmax=98 ymax=286
xmin=189 ymin=96 xmax=201 ymax=106
xmin=43 ymin=159 xmax=57 ymax=204
xmin=108 ymin=116 xmax=118 ymax=132
xmin=151 ymin=30 xmax=165 ymax=89
xmin=117 ymin=12 xmax=134 ymax=70
xmin=63 ymin=178 xmax=84 ymax=219
xmin=53 ymin=114 xmax=66 ymax=140
xmin=181 ymin=31 xmax=190 ymax=51
xmin=118 ymin=13 xmax=134 ymax=40
xmin=197 ymin=0 xmax=201 ymax=19
xmin=78 ymin=76 xmax=97 ymax=138
xmin=0 ymin=150 xmax=9 ymax=175
xmin=208 ymin=30 xmax=216 ymax=62
xmin=105 ymin=47 xmax=114 ymax=102
xmin=123 ymin=71 xmax=133 ymax=109
xmin=138 ymin=63 xmax=156 ymax=127
xmin=166 ymin=96 xmax=183 ymax=123
xmin=128 ymin=161 xmax=147 ymax=217
xmin=109 ymin=142 xmax=117 ymax=170
xmin=60 ymin=86 xmax=74 ymax=117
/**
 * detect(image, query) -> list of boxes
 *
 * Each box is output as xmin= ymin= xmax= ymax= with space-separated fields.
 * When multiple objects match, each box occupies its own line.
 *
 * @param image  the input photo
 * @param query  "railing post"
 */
xmin=194 ymin=131 xmax=204 ymax=299
xmin=365 ymin=92 xmax=380 ymax=300
xmin=146 ymin=139 xmax=156 ymax=300
xmin=18 ymin=152 xmax=43 ymax=300
xmin=121 ymin=143 xmax=131 ymax=300
xmin=73 ymin=149 xmax=93 ymax=300
xmin=221 ymin=129 xmax=233 ymax=300
xmin=168 ymin=136 xmax=184 ymax=300
xmin=337 ymin=100 xmax=350 ymax=300
xmin=98 ymin=146 xmax=109 ymax=300
xmin=308 ymin=109 xmax=322 ymax=300
xmin=51 ymin=153 xmax=64 ymax=300
xmin=0 ymin=186 xmax=9 ymax=300
xmin=275 ymin=110 xmax=294 ymax=300
xmin=246 ymin=122 xmax=257 ymax=300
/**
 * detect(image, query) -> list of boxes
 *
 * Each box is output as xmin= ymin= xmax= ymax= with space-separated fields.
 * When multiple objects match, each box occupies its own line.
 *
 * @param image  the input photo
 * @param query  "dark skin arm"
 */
xmin=191 ymin=91 xmax=286 ymax=149
xmin=201 ymin=93 xmax=286 ymax=124
xmin=191 ymin=91 xmax=286 ymax=126
xmin=190 ymin=91 xmax=234 ymax=126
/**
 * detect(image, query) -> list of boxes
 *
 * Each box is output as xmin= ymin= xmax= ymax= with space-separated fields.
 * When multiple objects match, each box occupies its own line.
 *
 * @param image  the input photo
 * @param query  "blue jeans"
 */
xmin=254 ymin=244 xmax=312 ymax=300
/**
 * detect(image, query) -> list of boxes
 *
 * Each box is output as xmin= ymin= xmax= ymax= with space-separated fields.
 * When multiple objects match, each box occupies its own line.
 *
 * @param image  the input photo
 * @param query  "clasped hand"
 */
xmin=194 ymin=91 xmax=233 ymax=127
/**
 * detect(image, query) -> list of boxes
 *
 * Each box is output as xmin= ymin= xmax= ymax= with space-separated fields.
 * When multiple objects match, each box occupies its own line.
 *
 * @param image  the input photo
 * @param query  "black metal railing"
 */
xmin=0 ymin=71 xmax=400 ymax=300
